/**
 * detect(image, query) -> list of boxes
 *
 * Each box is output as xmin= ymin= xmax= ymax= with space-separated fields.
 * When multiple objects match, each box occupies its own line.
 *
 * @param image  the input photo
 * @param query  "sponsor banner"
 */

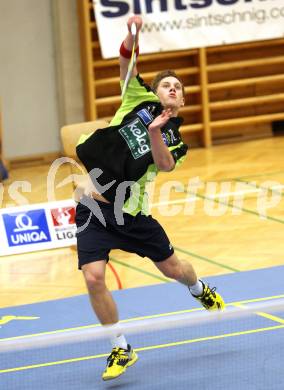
xmin=0 ymin=200 xmax=77 ymax=257
xmin=93 ymin=0 xmax=284 ymax=58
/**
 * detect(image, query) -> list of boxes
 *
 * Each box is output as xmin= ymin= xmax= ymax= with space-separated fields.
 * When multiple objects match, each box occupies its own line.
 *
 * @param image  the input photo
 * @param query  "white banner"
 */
xmin=0 ymin=200 xmax=77 ymax=257
xmin=93 ymin=0 xmax=284 ymax=59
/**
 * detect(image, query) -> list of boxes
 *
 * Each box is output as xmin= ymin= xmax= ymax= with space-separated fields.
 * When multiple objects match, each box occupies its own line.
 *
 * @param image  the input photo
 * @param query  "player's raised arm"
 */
xmin=119 ymin=15 xmax=142 ymax=81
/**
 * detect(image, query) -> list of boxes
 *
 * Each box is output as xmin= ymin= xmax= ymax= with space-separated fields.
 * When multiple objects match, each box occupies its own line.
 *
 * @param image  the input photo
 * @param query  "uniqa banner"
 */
xmin=93 ymin=0 xmax=284 ymax=59
xmin=0 ymin=200 xmax=77 ymax=256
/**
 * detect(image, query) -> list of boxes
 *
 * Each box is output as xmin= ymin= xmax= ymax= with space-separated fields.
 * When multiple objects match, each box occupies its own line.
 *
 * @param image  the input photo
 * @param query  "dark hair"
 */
xmin=151 ymin=70 xmax=185 ymax=96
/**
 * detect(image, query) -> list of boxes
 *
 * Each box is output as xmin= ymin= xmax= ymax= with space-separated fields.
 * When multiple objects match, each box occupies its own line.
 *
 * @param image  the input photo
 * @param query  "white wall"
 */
xmin=0 ymin=0 xmax=84 ymax=159
xmin=51 ymin=0 xmax=84 ymax=127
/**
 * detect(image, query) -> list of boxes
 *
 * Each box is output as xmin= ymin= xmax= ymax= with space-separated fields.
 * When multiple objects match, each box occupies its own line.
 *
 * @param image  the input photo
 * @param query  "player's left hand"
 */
xmin=148 ymin=109 xmax=172 ymax=132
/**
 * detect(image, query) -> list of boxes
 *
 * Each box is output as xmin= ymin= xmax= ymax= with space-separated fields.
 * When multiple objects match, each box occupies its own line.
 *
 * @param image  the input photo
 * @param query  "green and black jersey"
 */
xmin=76 ymin=75 xmax=188 ymax=216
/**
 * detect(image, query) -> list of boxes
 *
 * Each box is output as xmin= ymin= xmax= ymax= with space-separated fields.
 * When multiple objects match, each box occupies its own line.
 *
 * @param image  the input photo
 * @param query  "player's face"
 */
xmin=156 ymin=76 xmax=185 ymax=112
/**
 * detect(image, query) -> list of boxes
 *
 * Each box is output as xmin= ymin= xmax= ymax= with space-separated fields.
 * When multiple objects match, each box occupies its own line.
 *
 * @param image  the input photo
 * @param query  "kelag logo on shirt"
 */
xmin=2 ymin=210 xmax=51 ymax=247
xmin=119 ymin=118 xmax=151 ymax=159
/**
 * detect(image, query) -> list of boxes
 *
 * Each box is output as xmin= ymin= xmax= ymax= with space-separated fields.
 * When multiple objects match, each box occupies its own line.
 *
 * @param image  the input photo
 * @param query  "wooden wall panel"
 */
xmin=77 ymin=0 xmax=284 ymax=147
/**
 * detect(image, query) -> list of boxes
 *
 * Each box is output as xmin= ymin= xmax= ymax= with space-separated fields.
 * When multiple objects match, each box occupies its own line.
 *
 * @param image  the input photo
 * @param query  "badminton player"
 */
xmin=75 ymin=15 xmax=225 ymax=381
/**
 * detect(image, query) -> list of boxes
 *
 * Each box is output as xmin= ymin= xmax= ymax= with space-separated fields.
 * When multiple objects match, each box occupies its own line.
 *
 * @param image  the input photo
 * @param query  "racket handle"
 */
xmin=131 ymin=23 xmax=137 ymax=37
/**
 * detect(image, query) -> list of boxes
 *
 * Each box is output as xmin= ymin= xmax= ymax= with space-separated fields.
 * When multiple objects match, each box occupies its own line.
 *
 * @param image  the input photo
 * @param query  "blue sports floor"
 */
xmin=1 ymin=266 xmax=284 ymax=390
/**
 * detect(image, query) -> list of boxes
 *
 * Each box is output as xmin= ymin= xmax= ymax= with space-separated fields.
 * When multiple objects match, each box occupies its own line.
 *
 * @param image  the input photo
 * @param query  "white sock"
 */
xmin=189 ymin=280 xmax=204 ymax=296
xmin=110 ymin=334 xmax=128 ymax=350
xmin=103 ymin=323 xmax=128 ymax=350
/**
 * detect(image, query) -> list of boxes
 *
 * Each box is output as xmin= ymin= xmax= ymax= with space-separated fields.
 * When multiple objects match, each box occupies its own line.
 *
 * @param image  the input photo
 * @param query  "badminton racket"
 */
xmin=121 ymin=23 xmax=137 ymax=99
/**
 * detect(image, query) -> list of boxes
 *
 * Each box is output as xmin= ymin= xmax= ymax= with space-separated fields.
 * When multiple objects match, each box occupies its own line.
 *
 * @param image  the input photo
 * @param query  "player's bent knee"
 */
xmin=83 ymin=268 xmax=106 ymax=291
xmin=85 ymin=274 xmax=106 ymax=291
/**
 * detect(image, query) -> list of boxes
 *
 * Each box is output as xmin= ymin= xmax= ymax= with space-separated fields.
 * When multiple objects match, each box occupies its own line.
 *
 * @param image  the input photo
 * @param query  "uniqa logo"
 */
xmin=10 ymin=213 xmax=48 ymax=244
xmin=14 ymin=213 xmax=39 ymax=232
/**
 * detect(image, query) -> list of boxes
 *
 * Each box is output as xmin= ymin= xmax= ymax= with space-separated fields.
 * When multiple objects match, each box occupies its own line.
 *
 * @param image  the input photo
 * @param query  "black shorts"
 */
xmin=75 ymin=199 xmax=174 ymax=268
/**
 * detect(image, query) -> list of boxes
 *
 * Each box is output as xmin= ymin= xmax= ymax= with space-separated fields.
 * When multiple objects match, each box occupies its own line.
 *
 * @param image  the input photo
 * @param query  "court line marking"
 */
xmin=113 ymin=253 xmax=283 ymax=326
xmin=174 ymin=246 xmax=240 ymax=272
xmin=0 ymin=316 xmax=40 ymax=325
xmin=185 ymin=190 xmax=284 ymax=224
xmin=207 ymin=170 xmax=284 ymax=183
xmin=110 ymin=257 xmax=170 ymax=283
xmin=150 ymin=187 xmax=263 ymax=208
xmin=1 ymin=294 xmax=284 ymax=343
xmin=234 ymin=179 xmax=284 ymax=197
xmin=254 ymin=312 xmax=284 ymax=324
xmin=1 ymin=324 xmax=284 ymax=374
xmin=150 ymin=173 xmax=284 ymax=208
xmin=149 ymin=185 xmax=283 ymax=223
xmin=232 ymin=303 xmax=284 ymax=325
xmin=107 ymin=262 xmax=123 ymax=290
xmin=114 ymin=247 xmax=237 ymax=275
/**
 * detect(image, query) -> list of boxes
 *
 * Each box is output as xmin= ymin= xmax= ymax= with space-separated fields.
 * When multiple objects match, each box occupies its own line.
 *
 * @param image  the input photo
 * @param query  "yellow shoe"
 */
xmin=191 ymin=280 xmax=225 ymax=310
xmin=102 ymin=344 xmax=138 ymax=381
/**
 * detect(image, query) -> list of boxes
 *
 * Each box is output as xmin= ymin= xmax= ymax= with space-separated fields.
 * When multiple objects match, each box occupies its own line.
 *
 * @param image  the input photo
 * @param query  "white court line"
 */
xmin=150 ymin=188 xmax=263 ymax=207
xmin=206 ymin=188 xmax=263 ymax=199
xmin=257 ymin=184 xmax=284 ymax=191
xmin=239 ymin=182 xmax=284 ymax=191
xmin=151 ymin=197 xmax=198 ymax=207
